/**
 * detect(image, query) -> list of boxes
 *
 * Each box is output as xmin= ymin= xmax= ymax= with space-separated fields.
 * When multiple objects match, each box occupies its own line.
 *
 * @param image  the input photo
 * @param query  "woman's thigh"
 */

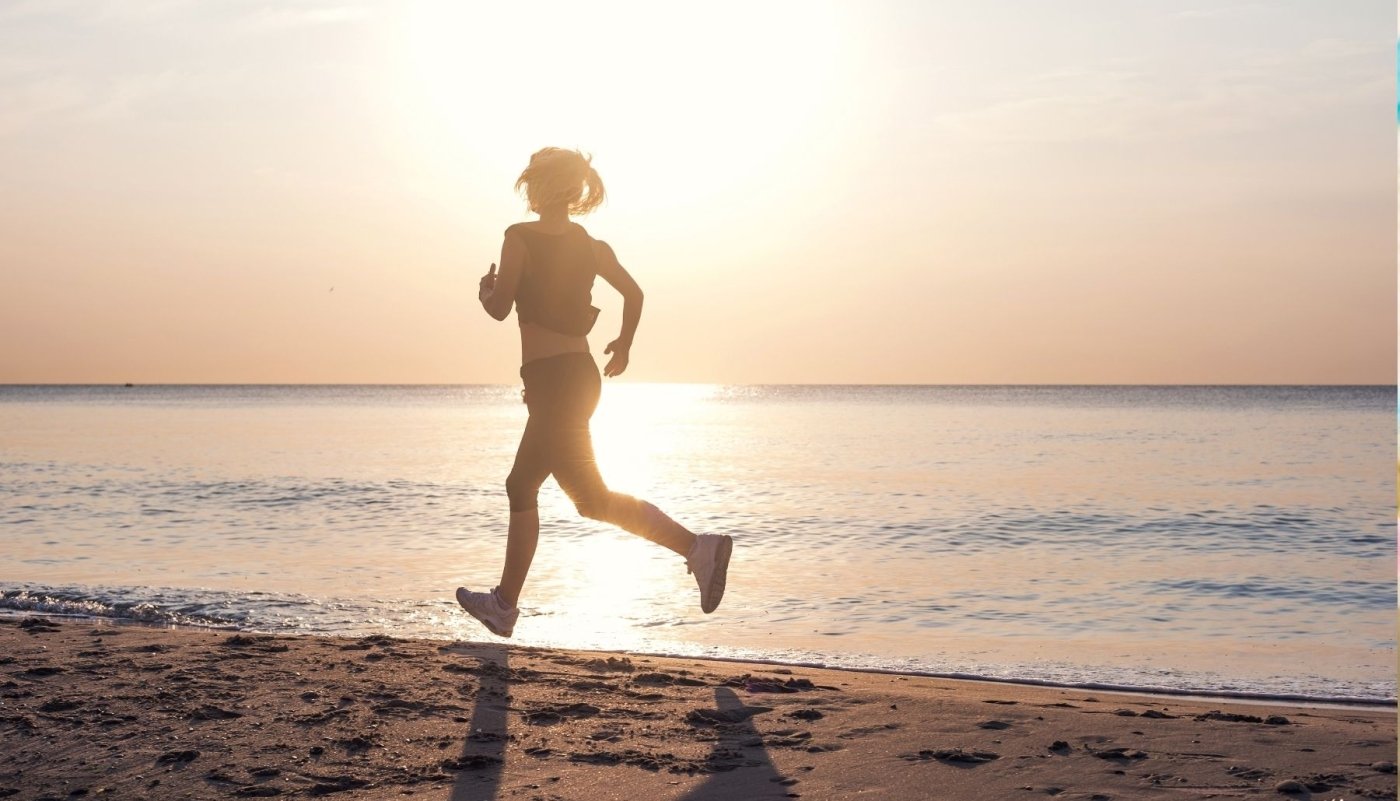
xmin=549 ymin=417 xmax=609 ymax=510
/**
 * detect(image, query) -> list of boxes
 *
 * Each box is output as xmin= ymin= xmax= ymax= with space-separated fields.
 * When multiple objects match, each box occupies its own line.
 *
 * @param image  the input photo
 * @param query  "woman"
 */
xmin=456 ymin=147 xmax=733 ymax=638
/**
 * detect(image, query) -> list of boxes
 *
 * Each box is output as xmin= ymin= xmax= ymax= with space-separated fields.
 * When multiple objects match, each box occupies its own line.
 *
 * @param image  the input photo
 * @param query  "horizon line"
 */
xmin=2 ymin=382 xmax=1395 ymax=389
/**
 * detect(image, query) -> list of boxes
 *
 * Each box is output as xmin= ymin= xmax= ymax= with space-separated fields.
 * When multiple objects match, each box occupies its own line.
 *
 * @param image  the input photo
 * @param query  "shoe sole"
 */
xmin=482 ymin=621 xmax=513 ymax=638
xmin=456 ymin=589 xmax=514 ymax=638
xmin=701 ymin=535 xmax=732 ymax=614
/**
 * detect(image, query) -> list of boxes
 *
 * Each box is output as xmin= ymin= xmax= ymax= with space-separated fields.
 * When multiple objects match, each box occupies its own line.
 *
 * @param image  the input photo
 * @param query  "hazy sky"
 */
xmin=1 ymin=1 xmax=1393 ymax=384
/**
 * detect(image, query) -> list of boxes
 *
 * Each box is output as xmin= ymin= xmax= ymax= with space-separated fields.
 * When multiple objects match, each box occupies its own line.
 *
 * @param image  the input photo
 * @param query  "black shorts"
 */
xmin=506 ymin=353 xmax=607 ymax=512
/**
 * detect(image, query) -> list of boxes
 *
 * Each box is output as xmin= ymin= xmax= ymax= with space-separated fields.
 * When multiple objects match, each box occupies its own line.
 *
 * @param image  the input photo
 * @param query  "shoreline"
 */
xmin=3 ymin=609 xmax=1394 ymax=711
xmin=3 ymin=615 xmax=1395 ymax=800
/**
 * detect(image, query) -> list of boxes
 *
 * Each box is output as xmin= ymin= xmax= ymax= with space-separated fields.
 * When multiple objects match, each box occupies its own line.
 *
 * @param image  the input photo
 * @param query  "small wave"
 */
xmin=0 ymin=588 xmax=242 ymax=629
xmin=867 ymin=504 xmax=1395 ymax=559
xmin=1144 ymin=577 xmax=1395 ymax=608
xmin=1 ymin=582 xmax=1391 ymax=705
xmin=629 ymin=648 xmax=1397 ymax=709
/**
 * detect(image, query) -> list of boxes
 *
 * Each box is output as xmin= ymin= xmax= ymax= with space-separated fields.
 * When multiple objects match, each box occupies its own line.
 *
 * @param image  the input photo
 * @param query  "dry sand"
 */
xmin=0 ymin=617 xmax=1394 ymax=800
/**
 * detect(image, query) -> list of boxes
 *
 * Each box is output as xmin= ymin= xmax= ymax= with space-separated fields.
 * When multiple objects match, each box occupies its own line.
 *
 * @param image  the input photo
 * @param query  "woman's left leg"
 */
xmin=553 ymin=419 xmax=697 ymax=557
xmin=546 ymin=355 xmax=729 ymax=614
xmin=549 ymin=357 xmax=697 ymax=556
xmin=554 ymin=415 xmax=731 ymax=615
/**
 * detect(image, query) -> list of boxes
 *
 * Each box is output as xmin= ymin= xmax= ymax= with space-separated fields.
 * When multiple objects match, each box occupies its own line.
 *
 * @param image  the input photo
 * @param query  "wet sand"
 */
xmin=1 ymin=617 xmax=1394 ymax=800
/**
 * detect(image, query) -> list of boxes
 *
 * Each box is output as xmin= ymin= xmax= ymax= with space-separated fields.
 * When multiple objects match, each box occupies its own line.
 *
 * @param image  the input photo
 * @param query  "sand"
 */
xmin=0 ymin=617 xmax=1394 ymax=800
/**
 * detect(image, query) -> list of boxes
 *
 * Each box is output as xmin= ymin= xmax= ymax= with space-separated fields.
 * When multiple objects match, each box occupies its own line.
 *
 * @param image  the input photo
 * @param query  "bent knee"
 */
xmin=573 ymin=493 xmax=613 ymax=521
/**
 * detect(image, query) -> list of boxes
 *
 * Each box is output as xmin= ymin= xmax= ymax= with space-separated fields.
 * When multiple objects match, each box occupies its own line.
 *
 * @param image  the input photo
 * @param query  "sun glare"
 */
xmin=589 ymin=383 xmax=718 ymax=493
xmin=401 ymin=1 xmax=853 ymax=212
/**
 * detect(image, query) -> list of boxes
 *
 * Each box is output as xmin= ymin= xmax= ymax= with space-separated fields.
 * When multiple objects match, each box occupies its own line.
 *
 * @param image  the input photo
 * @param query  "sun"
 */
xmin=398 ymin=0 xmax=853 ymax=213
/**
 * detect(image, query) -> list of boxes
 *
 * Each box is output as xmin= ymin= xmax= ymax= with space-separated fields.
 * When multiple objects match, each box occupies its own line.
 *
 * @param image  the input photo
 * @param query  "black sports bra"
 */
xmin=508 ymin=223 xmax=600 ymax=337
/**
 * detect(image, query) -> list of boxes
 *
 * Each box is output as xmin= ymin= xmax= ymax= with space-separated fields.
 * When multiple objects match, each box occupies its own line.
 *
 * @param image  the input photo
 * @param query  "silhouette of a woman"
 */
xmin=456 ymin=148 xmax=732 ymax=637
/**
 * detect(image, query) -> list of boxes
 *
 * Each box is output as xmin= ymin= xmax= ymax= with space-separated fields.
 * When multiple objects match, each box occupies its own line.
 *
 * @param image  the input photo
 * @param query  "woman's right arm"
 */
xmin=479 ymin=231 xmax=525 ymax=321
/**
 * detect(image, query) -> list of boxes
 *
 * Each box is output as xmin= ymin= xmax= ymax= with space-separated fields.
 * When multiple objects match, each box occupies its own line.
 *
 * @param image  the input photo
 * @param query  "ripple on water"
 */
xmin=0 ymin=386 xmax=1392 ymax=702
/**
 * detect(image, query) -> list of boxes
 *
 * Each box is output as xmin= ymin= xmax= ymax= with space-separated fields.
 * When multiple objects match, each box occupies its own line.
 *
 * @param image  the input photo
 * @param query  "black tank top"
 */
xmin=509 ymin=223 xmax=600 ymax=337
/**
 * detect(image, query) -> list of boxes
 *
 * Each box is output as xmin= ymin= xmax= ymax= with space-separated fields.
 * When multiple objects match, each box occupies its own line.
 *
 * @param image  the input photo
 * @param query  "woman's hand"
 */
xmin=478 ymin=263 xmax=497 ymax=301
xmin=603 ymin=339 xmax=631 ymax=377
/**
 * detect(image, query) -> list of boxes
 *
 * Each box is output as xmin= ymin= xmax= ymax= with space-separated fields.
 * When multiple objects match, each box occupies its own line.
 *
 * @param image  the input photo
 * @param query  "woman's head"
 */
xmin=515 ymin=147 xmax=605 ymax=215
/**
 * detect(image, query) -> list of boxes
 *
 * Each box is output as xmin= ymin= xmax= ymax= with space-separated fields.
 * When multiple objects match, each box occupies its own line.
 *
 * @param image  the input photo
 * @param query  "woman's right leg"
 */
xmin=499 ymin=415 xmax=551 ymax=608
xmin=496 ymin=510 xmax=538 ymax=609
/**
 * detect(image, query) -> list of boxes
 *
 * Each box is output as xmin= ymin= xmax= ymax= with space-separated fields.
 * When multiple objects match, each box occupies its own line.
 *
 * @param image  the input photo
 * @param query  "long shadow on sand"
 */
xmin=446 ymin=642 xmax=510 ymax=801
xmin=675 ymin=686 xmax=796 ymax=801
xmin=439 ymin=650 xmax=796 ymax=801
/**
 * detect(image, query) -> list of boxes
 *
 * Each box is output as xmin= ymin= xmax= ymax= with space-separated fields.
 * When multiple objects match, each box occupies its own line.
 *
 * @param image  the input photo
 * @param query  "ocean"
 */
xmin=1 ymin=384 xmax=1394 ymax=704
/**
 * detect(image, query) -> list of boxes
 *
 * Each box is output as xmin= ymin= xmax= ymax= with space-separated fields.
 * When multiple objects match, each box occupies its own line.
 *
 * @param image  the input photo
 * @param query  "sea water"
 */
xmin=1 ymin=384 xmax=1393 ymax=703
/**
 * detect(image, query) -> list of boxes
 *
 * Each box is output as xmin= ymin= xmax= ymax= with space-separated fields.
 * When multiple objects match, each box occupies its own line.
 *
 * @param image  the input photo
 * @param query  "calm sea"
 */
xmin=1 ymin=385 xmax=1394 ymax=703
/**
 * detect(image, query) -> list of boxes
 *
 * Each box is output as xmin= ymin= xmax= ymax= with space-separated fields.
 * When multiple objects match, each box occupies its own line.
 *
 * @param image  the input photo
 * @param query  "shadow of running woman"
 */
xmin=445 ymin=642 xmax=510 ymax=801
xmin=440 ymin=650 xmax=796 ymax=801
xmin=674 ymin=686 xmax=797 ymax=801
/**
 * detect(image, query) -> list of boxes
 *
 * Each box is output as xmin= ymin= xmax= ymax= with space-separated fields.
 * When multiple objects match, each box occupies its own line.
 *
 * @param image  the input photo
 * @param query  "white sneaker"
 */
xmin=686 ymin=534 xmax=733 ymax=614
xmin=455 ymin=586 xmax=519 ymax=638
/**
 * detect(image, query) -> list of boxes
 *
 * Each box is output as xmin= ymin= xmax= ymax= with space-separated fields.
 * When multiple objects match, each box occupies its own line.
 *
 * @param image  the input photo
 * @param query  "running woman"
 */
xmin=455 ymin=147 xmax=732 ymax=638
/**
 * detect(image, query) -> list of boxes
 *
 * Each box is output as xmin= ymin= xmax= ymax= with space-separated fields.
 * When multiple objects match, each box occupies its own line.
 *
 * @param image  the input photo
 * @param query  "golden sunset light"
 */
xmin=1 ymin=3 xmax=1395 ymax=799
xmin=1 ymin=1 xmax=1391 ymax=384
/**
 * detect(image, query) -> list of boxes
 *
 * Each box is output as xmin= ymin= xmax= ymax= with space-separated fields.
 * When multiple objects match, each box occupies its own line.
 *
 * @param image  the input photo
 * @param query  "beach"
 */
xmin=2 ymin=617 xmax=1394 ymax=801
xmin=4 ymin=4 xmax=1394 ymax=800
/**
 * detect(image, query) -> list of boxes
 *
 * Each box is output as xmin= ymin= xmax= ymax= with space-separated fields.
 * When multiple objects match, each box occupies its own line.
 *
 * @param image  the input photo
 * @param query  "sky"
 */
xmin=0 ymin=0 xmax=1394 ymax=385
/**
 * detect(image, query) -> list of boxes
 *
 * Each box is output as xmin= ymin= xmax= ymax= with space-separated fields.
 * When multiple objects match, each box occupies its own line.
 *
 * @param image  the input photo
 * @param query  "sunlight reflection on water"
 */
xmin=0 ymin=384 xmax=1394 ymax=700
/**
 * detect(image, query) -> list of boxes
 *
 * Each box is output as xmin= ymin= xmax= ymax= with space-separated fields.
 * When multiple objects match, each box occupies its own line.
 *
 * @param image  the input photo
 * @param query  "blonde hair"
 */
xmin=515 ymin=147 xmax=605 ymax=215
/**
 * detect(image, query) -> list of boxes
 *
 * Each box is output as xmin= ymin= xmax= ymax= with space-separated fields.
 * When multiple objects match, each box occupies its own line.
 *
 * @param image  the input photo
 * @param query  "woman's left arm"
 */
xmin=593 ymin=239 xmax=643 ymax=377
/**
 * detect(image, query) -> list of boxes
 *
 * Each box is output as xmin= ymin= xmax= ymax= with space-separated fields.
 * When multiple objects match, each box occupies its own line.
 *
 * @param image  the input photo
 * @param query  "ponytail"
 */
xmin=574 ymin=162 xmax=606 ymax=215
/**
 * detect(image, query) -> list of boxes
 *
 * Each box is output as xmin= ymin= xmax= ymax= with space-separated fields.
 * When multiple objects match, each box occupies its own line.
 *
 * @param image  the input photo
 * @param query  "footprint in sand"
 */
xmin=904 ymin=747 xmax=1000 ymax=764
